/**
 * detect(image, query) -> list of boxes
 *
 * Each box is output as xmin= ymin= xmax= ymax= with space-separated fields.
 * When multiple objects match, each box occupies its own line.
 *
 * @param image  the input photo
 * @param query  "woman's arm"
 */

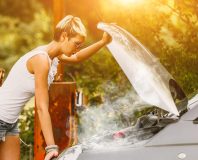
xmin=58 ymin=32 xmax=112 ymax=64
xmin=31 ymin=54 xmax=58 ymax=159
xmin=33 ymin=54 xmax=54 ymax=145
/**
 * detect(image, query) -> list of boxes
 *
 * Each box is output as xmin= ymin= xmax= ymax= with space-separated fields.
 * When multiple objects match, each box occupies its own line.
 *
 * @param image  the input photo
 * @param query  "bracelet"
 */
xmin=45 ymin=145 xmax=59 ymax=154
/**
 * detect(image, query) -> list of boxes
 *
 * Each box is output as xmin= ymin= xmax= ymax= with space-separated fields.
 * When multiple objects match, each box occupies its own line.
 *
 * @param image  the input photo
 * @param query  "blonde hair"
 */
xmin=54 ymin=15 xmax=87 ymax=41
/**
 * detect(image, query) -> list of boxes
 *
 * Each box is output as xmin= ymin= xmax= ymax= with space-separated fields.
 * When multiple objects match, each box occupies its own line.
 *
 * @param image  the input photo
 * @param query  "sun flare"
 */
xmin=116 ymin=0 xmax=144 ymax=5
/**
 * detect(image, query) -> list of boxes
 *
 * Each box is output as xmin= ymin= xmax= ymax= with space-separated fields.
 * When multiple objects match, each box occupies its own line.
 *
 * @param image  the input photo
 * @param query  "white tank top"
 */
xmin=0 ymin=45 xmax=59 ymax=123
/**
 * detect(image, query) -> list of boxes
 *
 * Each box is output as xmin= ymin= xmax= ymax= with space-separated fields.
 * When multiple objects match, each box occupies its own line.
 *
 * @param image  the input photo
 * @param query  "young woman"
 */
xmin=0 ymin=15 xmax=111 ymax=160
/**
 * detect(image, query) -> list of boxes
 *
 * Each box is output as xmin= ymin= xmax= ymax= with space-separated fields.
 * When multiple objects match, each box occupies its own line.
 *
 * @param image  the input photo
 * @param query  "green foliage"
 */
xmin=19 ymin=99 xmax=34 ymax=159
xmin=0 ymin=0 xmax=40 ymax=22
xmin=0 ymin=1 xmax=52 ymax=72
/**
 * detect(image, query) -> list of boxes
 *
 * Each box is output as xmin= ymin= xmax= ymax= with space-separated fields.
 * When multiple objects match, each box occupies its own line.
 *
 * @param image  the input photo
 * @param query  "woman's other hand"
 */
xmin=44 ymin=149 xmax=58 ymax=160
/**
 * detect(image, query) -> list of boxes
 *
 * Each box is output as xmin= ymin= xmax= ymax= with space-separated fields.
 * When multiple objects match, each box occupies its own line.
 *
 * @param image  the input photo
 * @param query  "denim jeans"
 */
xmin=0 ymin=119 xmax=19 ymax=142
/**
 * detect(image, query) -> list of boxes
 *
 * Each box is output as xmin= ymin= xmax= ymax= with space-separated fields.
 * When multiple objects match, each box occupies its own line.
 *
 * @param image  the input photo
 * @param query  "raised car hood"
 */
xmin=97 ymin=22 xmax=179 ymax=115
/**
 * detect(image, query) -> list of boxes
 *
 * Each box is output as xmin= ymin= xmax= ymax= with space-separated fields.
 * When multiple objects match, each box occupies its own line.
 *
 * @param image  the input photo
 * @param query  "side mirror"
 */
xmin=76 ymin=91 xmax=88 ymax=111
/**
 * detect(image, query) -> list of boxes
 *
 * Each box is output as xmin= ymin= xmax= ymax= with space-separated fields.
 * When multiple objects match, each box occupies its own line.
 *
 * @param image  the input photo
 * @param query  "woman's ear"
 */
xmin=60 ymin=31 xmax=68 ymax=42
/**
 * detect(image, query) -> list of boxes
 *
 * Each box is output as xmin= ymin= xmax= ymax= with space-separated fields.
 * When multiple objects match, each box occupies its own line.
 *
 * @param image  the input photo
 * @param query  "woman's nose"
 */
xmin=74 ymin=48 xmax=80 ymax=53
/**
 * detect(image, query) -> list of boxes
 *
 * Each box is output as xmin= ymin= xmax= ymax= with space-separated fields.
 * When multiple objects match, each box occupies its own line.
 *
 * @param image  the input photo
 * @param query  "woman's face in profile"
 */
xmin=61 ymin=34 xmax=85 ymax=57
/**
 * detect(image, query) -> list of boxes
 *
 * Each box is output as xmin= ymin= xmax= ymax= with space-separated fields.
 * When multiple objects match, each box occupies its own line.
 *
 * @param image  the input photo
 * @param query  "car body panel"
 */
xmin=78 ymin=145 xmax=198 ymax=160
xmin=77 ymin=98 xmax=198 ymax=160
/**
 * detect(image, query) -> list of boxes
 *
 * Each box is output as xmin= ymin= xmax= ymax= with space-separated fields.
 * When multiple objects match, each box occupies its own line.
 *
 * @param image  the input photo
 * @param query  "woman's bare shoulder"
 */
xmin=28 ymin=54 xmax=50 ymax=74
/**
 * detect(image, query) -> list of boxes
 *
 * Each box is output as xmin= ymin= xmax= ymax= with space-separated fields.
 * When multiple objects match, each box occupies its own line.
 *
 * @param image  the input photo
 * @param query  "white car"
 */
xmin=55 ymin=22 xmax=198 ymax=160
xmin=54 ymin=92 xmax=198 ymax=160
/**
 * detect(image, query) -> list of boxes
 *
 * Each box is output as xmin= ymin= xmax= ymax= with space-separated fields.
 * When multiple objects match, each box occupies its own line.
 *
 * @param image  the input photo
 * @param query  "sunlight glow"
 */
xmin=116 ymin=0 xmax=144 ymax=5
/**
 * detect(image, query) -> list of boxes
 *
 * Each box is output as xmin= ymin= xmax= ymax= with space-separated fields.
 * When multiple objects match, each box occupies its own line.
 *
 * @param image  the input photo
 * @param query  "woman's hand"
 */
xmin=101 ymin=32 xmax=112 ymax=45
xmin=44 ymin=150 xmax=58 ymax=160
